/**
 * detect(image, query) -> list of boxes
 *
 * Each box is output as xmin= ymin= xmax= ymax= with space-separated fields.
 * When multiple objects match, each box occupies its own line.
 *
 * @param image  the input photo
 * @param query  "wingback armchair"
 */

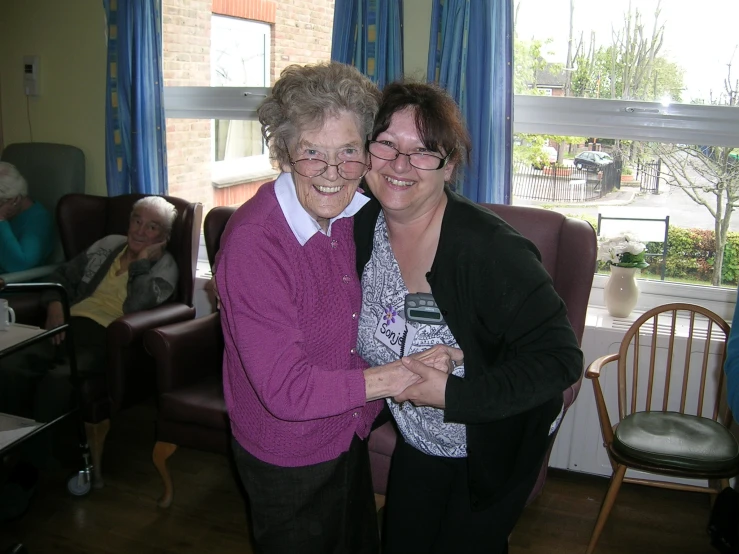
xmin=144 ymin=203 xmax=597 ymax=508
xmin=145 ymin=206 xmax=234 ymax=507
xmin=18 ymin=192 xmax=202 ymax=487
xmin=368 ymin=204 xmax=597 ymax=504
xmin=0 ymin=142 xmax=85 ymax=283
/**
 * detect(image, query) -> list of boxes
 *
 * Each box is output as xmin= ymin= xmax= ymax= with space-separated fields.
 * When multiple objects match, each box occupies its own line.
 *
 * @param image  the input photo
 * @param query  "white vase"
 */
xmin=604 ymin=265 xmax=639 ymax=318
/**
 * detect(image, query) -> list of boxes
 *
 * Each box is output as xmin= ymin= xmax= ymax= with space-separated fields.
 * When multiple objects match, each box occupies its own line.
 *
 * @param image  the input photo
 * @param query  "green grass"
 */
xmin=598 ymin=270 xmax=736 ymax=289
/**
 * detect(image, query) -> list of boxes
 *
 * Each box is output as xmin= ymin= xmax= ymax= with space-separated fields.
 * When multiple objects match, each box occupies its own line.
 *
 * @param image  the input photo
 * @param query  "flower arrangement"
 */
xmin=597 ymin=233 xmax=649 ymax=268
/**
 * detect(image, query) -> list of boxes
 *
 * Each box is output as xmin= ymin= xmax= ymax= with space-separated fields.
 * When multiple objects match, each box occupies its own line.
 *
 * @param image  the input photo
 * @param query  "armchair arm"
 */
xmin=585 ymin=353 xmax=620 ymax=449
xmin=144 ymin=312 xmax=223 ymax=393
xmin=107 ymin=303 xmax=196 ymax=347
xmin=0 ymin=263 xmax=61 ymax=284
xmin=585 ymin=353 xmax=619 ymax=379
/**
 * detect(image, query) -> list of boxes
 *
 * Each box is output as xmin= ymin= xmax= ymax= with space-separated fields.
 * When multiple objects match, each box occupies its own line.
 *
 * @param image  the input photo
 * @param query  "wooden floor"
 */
xmin=0 ymin=403 xmax=720 ymax=553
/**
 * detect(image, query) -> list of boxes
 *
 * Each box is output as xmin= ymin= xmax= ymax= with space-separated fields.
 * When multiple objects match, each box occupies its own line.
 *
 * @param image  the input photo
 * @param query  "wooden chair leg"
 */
xmin=152 ymin=441 xmax=178 ymax=508
xmin=85 ymin=419 xmax=110 ymax=489
xmin=586 ymin=464 xmax=627 ymax=554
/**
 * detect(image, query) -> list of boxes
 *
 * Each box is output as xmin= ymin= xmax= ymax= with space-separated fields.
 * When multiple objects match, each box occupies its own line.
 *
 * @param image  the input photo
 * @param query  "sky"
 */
xmin=514 ymin=0 xmax=739 ymax=103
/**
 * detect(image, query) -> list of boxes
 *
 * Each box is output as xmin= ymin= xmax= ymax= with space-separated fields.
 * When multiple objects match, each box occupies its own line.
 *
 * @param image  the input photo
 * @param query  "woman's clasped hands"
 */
xmin=394 ymin=345 xmax=463 ymax=409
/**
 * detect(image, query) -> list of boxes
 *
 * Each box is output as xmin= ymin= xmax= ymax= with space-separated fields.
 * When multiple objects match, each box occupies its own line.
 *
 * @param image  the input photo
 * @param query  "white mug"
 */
xmin=0 ymin=298 xmax=16 ymax=331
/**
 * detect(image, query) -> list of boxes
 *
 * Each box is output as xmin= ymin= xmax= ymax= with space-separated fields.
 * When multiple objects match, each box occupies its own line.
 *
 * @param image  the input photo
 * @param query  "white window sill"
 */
xmin=212 ymin=155 xmax=279 ymax=188
xmin=589 ymin=273 xmax=737 ymax=322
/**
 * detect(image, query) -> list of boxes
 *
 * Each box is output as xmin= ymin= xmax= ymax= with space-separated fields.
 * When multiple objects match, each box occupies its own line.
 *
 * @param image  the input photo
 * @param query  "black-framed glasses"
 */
xmin=285 ymin=144 xmax=370 ymax=181
xmin=368 ymin=141 xmax=454 ymax=170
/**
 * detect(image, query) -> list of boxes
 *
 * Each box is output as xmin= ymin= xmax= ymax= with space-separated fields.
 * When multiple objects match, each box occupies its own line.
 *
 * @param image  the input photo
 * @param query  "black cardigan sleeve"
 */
xmin=443 ymin=230 xmax=583 ymax=425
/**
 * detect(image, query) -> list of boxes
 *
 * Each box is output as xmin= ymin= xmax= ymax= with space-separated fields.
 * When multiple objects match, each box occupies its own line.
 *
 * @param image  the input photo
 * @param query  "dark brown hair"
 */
xmin=371 ymin=82 xmax=471 ymax=181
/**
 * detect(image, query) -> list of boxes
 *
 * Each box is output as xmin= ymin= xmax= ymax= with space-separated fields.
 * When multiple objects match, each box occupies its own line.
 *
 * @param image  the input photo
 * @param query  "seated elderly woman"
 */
xmin=0 ymin=196 xmax=179 ymax=423
xmin=0 ymin=195 xmax=178 ymax=515
xmin=0 ymin=161 xmax=54 ymax=273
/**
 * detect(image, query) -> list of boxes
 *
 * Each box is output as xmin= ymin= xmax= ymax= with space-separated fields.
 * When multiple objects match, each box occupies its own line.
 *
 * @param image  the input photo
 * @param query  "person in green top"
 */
xmin=0 ymin=161 xmax=54 ymax=273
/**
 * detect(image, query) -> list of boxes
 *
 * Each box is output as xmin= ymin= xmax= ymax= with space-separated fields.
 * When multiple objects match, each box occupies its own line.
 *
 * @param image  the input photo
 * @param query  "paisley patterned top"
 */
xmin=357 ymin=212 xmax=467 ymax=458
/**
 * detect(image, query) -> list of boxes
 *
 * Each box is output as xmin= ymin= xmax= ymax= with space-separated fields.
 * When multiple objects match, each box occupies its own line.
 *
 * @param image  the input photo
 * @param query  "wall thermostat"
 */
xmin=23 ymin=55 xmax=40 ymax=96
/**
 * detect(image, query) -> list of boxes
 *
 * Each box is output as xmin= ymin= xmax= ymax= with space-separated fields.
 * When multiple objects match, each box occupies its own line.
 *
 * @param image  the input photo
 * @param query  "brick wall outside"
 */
xmin=273 ymin=0 xmax=335 ymax=84
xmin=162 ymin=0 xmax=213 ymax=211
xmin=163 ymin=0 xmax=334 ymax=212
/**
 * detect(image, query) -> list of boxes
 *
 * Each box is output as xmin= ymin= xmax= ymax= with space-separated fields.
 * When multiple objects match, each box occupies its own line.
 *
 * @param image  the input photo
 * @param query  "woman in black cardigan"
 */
xmin=355 ymin=82 xmax=583 ymax=554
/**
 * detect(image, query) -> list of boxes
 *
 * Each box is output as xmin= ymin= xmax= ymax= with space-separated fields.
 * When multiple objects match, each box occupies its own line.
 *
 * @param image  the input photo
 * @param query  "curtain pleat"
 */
xmin=427 ymin=0 xmax=512 ymax=204
xmin=331 ymin=0 xmax=404 ymax=90
xmin=104 ymin=0 xmax=168 ymax=196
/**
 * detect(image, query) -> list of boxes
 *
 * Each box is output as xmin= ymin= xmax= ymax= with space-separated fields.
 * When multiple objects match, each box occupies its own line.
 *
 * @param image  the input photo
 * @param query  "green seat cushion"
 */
xmin=613 ymin=411 xmax=739 ymax=472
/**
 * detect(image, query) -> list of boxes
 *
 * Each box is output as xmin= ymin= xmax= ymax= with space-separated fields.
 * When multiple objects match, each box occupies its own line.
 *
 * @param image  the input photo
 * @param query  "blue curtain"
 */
xmin=428 ymin=0 xmax=512 ymax=204
xmin=103 ymin=0 xmax=168 ymax=196
xmin=331 ymin=0 xmax=404 ymax=89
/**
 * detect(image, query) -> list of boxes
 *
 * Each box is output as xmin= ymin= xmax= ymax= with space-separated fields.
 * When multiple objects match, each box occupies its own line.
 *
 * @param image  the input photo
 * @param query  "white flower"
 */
xmin=597 ymin=233 xmax=646 ymax=264
xmin=623 ymin=241 xmax=645 ymax=255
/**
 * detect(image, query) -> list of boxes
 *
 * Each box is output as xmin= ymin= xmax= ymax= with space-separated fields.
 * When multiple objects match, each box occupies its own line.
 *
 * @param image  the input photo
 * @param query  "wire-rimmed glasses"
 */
xmin=367 ymin=141 xmax=454 ymax=170
xmin=285 ymin=145 xmax=371 ymax=180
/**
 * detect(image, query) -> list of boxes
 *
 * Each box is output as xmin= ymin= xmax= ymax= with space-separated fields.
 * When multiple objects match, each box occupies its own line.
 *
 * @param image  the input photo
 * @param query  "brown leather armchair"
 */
xmin=17 ymin=193 xmax=203 ymax=487
xmin=144 ymin=203 xmax=597 ymax=508
xmin=144 ymin=206 xmax=234 ymax=507
xmin=369 ymin=204 xmax=597 ymax=504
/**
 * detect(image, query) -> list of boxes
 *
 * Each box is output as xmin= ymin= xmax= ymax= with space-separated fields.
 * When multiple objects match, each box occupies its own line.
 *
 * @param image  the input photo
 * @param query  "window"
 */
xmin=161 ymin=0 xmax=335 ymax=213
xmin=513 ymin=0 xmax=739 ymax=294
xmin=211 ymin=17 xmax=269 ymax=163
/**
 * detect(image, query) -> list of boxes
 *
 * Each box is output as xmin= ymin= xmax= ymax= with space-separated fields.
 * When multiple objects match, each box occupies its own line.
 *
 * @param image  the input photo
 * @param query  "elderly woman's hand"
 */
xmin=45 ymin=301 xmax=66 ymax=345
xmin=410 ymin=345 xmax=464 ymax=374
xmin=393 ymin=357 xmax=449 ymax=409
xmin=136 ymin=240 xmax=167 ymax=262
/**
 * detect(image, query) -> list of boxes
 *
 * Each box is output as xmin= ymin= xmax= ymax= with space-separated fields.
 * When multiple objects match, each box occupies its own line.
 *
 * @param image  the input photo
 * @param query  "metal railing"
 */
xmin=512 ymin=161 xmax=616 ymax=203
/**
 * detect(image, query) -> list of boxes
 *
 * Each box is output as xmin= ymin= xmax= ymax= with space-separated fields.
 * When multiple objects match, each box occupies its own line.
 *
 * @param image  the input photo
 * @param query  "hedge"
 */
xmin=641 ymin=227 xmax=739 ymax=286
xmin=566 ymin=213 xmax=739 ymax=286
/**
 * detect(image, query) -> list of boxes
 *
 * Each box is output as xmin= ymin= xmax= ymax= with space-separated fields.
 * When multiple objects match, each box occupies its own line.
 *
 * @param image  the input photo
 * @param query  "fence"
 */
xmin=637 ymin=159 xmax=661 ymax=193
xmin=513 ymin=161 xmax=620 ymax=203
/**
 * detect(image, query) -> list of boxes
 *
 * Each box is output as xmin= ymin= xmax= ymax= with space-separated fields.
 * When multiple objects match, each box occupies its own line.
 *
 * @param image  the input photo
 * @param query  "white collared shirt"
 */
xmin=274 ymin=172 xmax=370 ymax=246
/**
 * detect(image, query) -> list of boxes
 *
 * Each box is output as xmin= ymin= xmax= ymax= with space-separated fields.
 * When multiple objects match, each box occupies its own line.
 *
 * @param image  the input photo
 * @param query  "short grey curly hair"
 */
xmin=0 ymin=162 xmax=28 ymax=200
xmin=258 ymin=62 xmax=381 ymax=168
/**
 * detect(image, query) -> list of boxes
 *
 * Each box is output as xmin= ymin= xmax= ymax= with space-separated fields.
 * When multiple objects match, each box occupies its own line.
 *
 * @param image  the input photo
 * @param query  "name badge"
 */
xmin=374 ymin=305 xmax=417 ymax=358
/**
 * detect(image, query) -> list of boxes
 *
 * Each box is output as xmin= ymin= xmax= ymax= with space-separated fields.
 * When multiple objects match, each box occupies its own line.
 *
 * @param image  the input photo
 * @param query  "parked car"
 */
xmin=532 ymin=146 xmax=558 ymax=170
xmin=574 ymin=151 xmax=613 ymax=171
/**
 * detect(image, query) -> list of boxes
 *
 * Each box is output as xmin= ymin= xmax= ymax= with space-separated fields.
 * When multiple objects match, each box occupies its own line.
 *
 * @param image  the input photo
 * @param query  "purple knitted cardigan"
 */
xmin=215 ymin=182 xmax=382 ymax=467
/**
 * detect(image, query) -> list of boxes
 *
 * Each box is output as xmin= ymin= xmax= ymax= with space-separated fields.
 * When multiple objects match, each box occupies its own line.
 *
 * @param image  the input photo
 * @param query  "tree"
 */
xmin=564 ymin=0 xmax=684 ymax=103
xmin=513 ymin=36 xmax=557 ymax=95
xmin=651 ymin=59 xmax=739 ymax=285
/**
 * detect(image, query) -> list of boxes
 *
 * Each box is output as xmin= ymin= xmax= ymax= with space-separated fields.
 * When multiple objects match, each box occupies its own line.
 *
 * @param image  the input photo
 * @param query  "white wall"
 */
xmin=0 ymin=0 xmax=107 ymax=195
xmin=402 ymin=0 xmax=432 ymax=80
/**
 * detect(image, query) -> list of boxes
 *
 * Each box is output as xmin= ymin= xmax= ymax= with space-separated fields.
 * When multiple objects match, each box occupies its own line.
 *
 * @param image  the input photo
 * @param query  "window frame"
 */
xmin=515 ymin=94 xmax=739 ymax=312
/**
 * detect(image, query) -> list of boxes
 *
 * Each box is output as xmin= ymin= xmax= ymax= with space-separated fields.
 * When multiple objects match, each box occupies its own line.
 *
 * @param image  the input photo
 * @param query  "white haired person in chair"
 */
xmin=0 ymin=196 xmax=178 ymax=424
xmin=0 ymin=161 xmax=54 ymax=273
xmin=0 ymin=196 xmax=178 ymax=514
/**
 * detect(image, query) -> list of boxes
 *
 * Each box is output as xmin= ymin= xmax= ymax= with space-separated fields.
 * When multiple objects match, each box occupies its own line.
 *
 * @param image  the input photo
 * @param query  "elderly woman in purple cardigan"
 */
xmin=214 ymin=62 xmax=456 ymax=554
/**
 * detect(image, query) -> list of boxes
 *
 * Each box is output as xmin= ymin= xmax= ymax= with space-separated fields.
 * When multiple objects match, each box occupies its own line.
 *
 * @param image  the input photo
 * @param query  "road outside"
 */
xmin=514 ymin=169 xmax=739 ymax=233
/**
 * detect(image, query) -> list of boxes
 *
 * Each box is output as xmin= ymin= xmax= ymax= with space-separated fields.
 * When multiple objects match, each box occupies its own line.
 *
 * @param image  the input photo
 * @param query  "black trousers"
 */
xmin=382 ymin=436 xmax=541 ymax=554
xmin=232 ymin=434 xmax=379 ymax=554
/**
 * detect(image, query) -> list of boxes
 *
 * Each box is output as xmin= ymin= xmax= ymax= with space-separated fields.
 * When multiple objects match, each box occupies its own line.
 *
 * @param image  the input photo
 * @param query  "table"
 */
xmin=0 ymin=324 xmax=45 ymax=353
xmin=0 ymin=283 xmax=93 ymax=498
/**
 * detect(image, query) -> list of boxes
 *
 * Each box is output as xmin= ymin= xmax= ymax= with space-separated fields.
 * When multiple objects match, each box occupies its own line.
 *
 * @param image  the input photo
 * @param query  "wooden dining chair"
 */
xmin=585 ymin=303 xmax=739 ymax=554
